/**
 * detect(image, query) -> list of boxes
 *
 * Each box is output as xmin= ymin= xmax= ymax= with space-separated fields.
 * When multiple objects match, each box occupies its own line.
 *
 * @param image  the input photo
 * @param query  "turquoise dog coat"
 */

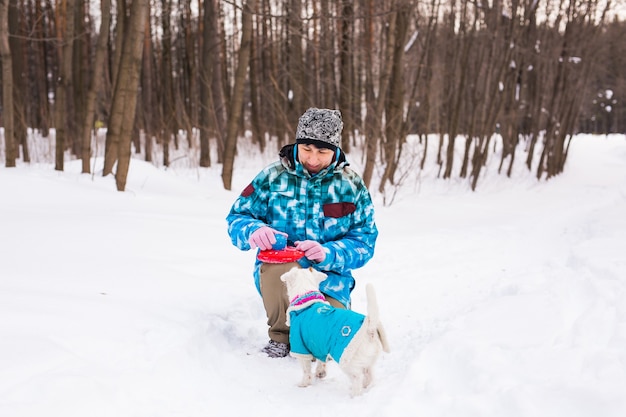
xmin=286 ymin=291 xmax=368 ymax=364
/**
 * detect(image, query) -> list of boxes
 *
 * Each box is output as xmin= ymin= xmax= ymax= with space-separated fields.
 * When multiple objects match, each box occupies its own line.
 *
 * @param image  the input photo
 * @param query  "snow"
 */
xmin=1 ymin=134 xmax=625 ymax=416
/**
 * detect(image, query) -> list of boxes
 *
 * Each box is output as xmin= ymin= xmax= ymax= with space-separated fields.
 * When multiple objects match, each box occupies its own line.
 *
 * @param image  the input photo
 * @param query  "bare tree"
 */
xmin=72 ymin=0 xmax=88 ymax=158
xmin=103 ymin=0 xmax=148 ymax=191
xmin=160 ymin=0 xmax=175 ymax=167
xmin=199 ymin=0 xmax=221 ymax=167
xmin=0 ymin=0 xmax=15 ymax=167
xmin=28 ymin=0 xmax=53 ymax=137
xmin=9 ymin=0 xmax=28 ymax=163
xmin=54 ymin=0 xmax=76 ymax=171
xmin=287 ymin=0 xmax=305 ymax=125
xmin=379 ymin=1 xmax=410 ymax=192
xmin=319 ymin=0 xmax=336 ymax=109
xmin=222 ymin=0 xmax=256 ymax=190
xmin=249 ymin=16 xmax=265 ymax=151
xmin=361 ymin=0 xmax=378 ymax=188
xmin=338 ymin=0 xmax=354 ymax=152
xmin=140 ymin=5 xmax=155 ymax=163
xmin=4 ymin=0 xmax=625 ymax=193
xmin=80 ymin=0 xmax=111 ymax=174
xmin=180 ymin=0 xmax=198 ymax=141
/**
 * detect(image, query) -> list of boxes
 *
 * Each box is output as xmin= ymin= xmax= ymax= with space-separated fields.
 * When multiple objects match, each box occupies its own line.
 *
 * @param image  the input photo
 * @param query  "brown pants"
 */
xmin=259 ymin=262 xmax=345 ymax=345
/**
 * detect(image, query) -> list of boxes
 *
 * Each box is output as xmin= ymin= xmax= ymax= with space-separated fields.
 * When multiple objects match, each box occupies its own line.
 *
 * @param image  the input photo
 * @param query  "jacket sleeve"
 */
xmin=315 ymin=179 xmax=378 ymax=274
xmin=226 ymin=169 xmax=272 ymax=251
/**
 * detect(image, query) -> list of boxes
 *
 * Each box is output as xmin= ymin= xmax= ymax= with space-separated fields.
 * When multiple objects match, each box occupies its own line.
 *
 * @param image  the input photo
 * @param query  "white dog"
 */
xmin=281 ymin=267 xmax=390 ymax=396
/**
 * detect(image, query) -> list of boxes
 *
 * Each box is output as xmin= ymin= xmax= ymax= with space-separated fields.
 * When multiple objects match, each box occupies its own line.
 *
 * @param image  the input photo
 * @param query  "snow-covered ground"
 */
xmin=1 ymin=134 xmax=625 ymax=417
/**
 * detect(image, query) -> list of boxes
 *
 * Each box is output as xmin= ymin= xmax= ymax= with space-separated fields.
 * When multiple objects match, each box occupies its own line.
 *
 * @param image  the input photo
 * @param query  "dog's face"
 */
xmin=280 ymin=267 xmax=327 ymax=299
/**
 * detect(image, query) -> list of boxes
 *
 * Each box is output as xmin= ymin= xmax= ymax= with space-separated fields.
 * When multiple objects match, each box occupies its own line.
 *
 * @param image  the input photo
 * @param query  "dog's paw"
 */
xmin=315 ymin=362 xmax=327 ymax=379
xmin=298 ymin=374 xmax=313 ymax=387
xmin=349 ymin=386 xmax=364 ymax=397
xmin=349 ymin=374 xmax=366 ymax=397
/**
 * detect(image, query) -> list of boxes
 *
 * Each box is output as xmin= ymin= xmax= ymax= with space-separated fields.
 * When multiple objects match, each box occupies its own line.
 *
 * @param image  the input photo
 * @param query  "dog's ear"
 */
xmin=280 ymin=269 xmax=291 ymax=283
xmin=280 ymin=266 xmax=300 ymax=282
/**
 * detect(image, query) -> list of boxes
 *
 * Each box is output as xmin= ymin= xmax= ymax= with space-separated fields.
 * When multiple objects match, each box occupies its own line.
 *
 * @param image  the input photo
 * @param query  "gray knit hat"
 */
xmin=295 ymin=108 xmax=343 ymax=151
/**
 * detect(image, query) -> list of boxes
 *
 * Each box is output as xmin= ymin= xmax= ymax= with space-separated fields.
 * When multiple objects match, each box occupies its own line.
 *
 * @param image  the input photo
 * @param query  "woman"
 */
xmin=226 ymin=108 xmax=378 ymax=358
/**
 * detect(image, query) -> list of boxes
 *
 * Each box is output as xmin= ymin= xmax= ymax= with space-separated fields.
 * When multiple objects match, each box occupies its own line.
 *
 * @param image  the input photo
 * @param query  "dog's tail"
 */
xmin=365 ymin=283 xmax=391 ymax=353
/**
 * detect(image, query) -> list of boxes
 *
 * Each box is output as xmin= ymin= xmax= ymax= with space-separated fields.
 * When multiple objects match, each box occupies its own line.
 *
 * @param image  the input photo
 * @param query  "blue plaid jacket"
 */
xmin=226 ymin=144 xmax=378 ymax=307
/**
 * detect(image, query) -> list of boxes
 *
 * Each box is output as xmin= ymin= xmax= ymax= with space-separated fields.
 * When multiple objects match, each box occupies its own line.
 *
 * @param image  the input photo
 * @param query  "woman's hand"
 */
xmin=295 ymin=240 xmax=326 ymax=263
xmin=249 ymin=226 xmax=286 ymax=250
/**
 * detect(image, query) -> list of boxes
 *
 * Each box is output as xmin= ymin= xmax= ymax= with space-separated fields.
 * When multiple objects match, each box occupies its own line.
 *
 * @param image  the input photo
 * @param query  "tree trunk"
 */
xmin=249 ymin=26 xmax=265 ymax=152
xmin=181 ymin=0 xmax=197 ymax=138
xmin=9 ymin=0 xmax=28 ymax=163
xmin=31 ymin=0 xmax=51 ymax=136
xmin=367 ymin=1 xmax=396 ymax=189
xmin=110 ymin=0 xmax=125 ymax=90
xmin=221 ymin=0 xmax=255 ymax=190
xmin=261 ymin=0 xmax=284 ymax=142
xmin=160 ymin=0 xmax=175 ymax=167
xmin=443 ymin=3 xmax=473 ymax=180
xmin=361 ymin=0 xmax=376 ymax=188
xmin=287 ymin=0 xmax=304 ymax=125
xmin=199 ymin=0 xmax=213 ymax=167
xmin=72 ymin=0 xmax=86 ymax=157
xmin=199 ymin=0 xmax=220 ymax=167
xmin=379 ymin=2 xmax=410 ymax=193
xmin=102 ymin=0 xmax=148 ymax=191
xmin=54 ymin=0 xmax=76 ymax=171
xmin=213 ymin=0 xmax=227 ymax=162
xmin=141 ymin=7 xmax=155 ymax=162
xmin=81 ymin=0 xmax=111 ymax=174
xmin=0 ymin=0 xmax=15 ymax=167
xmin=319 ymin=0 xmax=336 ymax=108
xmin=338 ymin=0 xmax=353 ymax=153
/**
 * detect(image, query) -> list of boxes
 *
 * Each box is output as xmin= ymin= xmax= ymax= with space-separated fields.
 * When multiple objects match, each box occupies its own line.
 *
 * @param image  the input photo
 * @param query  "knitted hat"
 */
xmin=295 ymin=108 xmax=343 ymax=151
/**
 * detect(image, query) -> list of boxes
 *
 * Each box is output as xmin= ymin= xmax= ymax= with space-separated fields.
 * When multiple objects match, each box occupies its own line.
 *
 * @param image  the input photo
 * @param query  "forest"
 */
xmin=0 ymin=0 xmax=625 ymax=191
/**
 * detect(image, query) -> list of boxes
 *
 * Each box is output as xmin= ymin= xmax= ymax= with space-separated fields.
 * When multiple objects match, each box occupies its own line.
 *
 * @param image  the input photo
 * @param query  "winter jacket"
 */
xmin=226 ymin=144 xmax=378 ymax=307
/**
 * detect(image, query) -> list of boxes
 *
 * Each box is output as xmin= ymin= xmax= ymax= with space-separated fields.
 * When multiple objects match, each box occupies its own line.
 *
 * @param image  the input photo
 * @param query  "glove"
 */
xmin=249 ymin=226 xmax=285 ymax=250
xmin=295 ymin=240 xmax=326 ymax=263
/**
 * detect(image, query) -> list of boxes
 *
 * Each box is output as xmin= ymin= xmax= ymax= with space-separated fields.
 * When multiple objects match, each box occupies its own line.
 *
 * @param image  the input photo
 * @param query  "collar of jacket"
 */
xmin=289 ymin=290 xmax=327 ymax=308
xmin=285 ymin=291 xmax=330 ymax=326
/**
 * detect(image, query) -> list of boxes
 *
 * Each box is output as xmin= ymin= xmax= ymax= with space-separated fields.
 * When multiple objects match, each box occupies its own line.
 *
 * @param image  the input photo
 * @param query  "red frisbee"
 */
xmin=257 ymin=246 xmax=305 ymax=264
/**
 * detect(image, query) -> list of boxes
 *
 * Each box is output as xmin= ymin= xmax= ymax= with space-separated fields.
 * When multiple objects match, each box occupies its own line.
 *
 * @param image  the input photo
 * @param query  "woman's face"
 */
xmin=297 ymin=144 xmax=335 ymax=174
